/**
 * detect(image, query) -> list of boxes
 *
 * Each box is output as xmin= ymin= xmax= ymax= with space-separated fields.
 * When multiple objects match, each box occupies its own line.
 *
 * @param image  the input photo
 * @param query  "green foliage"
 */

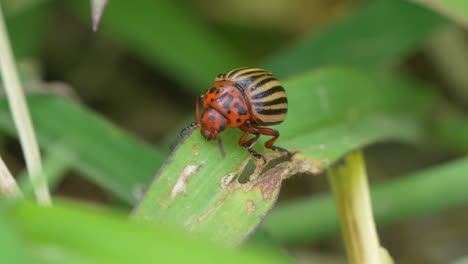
xmin=0 ymin=95 xmax=165 ymax=204
xmin=410 ymin=0 xmax=468 ymax=28
xmin=263 ymin=157 xmax=468 ymax=243
xmin=1 ymin=0 xmax=468 ymax=262
xmin=264 ymin=0 xmax=445 ymax=78
xmin=7 ymin=199 xmax=293 ymax=264
xmin=0 ymin=214 xmax=29 ymax=264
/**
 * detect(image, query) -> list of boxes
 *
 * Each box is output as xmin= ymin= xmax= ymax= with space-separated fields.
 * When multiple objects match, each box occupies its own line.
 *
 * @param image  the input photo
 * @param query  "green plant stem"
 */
xmin=327 ymin=151 xmax=392 ymax=264
xmin=19 ymin=144 xmax=73 ymax=197
xmin=263 ymin=157 xmax=468 ymax=244
xmin=0 ymin=3 xmax=50 ymax=204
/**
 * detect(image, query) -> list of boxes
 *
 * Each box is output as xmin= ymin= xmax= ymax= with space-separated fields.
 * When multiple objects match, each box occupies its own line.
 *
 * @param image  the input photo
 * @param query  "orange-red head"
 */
xmin=200 ymin=108 xmax=227 ymax=140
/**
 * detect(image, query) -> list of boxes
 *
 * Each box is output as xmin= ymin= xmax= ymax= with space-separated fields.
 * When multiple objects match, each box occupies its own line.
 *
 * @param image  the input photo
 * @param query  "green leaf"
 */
xmin=66 ymin=0 xmax=245 ymax=90
xmin=0 ymin=95 xmax=165 ymax=204
xmin=272 ymin=68 xmax=433 ymax=165
xmin=264 ymin=0 xmax=445 ymax=78
xmin=10 ymin=199 xmax=293 ymax=264
xmin=262 ymin=157 xmax=468 ymax=243
xmin=410 ymin=0 xmax=468 ymax=28
xmin=0 ymin=213 xmax=29 ymax=264
xmin=132 ymin=67 xmax=434 ymax=247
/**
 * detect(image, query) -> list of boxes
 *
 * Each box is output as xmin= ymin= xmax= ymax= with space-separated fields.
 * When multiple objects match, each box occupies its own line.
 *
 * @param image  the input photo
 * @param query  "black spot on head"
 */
xmin=209 ymin=114 xmax=216 ymax=121
xmin=236 ymin=118 xmax=241 ymax=123
xmin=209 ymin=87 xmax=216 ymax=93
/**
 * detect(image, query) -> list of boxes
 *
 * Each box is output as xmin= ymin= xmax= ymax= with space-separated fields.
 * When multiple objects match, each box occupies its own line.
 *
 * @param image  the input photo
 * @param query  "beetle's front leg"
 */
xmin=239 ymin=122 xmax=266 ymax=162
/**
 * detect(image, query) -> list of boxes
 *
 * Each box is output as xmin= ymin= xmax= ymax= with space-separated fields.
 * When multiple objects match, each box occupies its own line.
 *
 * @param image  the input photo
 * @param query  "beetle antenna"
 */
xmin=217 ymin=137 xmax=225 ymax=158
xmin=170 ymin=122 xmax=199 ymax=150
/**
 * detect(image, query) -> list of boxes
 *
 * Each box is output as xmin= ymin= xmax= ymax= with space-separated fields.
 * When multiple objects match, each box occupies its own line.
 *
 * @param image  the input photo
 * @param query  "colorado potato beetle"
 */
xmin=181 ymin=67 xmax=291 ymax=162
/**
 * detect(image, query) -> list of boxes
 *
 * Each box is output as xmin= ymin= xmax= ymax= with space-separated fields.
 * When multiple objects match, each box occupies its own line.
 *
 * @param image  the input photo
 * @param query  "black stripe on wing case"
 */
xmin=251 ymin=86 xmax=285 ymax=100
xmin=251 ymin=97 xmax=287 ymax=107
xmin=249 ymin=77 xmax=277 ymax=92
xmin=226 ymin=67 xmax=249 ymax=78
xmin=256 ymin=108 xmax=287 ymax=115
xmin=235 ymin=70 xmax=268 ymax=80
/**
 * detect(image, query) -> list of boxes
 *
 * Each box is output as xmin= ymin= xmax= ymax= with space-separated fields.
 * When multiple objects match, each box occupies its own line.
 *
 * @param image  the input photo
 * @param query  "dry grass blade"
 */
xmin=90 ymin=0 xmax=109 ymax=31
xmin=0 ymin=155 xmax=21 ymax=197
xmin=0 ymin=3 xmax=50 ymax=204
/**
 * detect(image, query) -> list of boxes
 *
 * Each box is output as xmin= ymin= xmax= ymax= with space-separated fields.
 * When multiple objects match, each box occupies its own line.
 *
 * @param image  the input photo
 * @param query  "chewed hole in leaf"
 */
xmin=237 ymin=159 xmax=256 ymax=183
xmin=223 ymin=151 xmax=297 ymax=188
xmin=259 ymin=152 xmax=297 ymax=176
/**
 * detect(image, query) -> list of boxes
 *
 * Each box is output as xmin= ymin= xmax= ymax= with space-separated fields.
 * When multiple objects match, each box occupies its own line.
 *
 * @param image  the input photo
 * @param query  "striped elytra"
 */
xmin=184 ymin=67 xmax=291 ymax=162
xmin=215 ymin=67 xmax=288 ymax=126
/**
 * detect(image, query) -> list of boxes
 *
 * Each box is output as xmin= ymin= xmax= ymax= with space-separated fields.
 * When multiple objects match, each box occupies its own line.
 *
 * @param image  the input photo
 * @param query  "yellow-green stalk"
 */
xmin=0 ymin=3 xmax=50 ymax=204
xmin=328 ymin=150 xmax=393 ymax=264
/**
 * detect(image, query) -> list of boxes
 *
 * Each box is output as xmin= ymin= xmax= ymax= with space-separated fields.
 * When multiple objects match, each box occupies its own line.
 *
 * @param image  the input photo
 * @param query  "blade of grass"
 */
xmin=272 ymin=68 xmax=433 ymax=163
xmin=132 ymin=67 xmax=434 ymax=248
xmin=410 ymin=0 xmax=468 ymax=28
xmin=0 ymin=94 xmax=165 ymax=205
xmin=264 ymin=0 xmax=445 ymax=78
xmin=0 ymin=3 xmax=49 ymax=204
xmin=0 ymin=155 xmax=21 ymax=197
xmin=10 ymin=199 xmax=294 ymax=264
xmin=90 ymin=0 xmax=109 ymax=31
xmin=263 ymin=157 xmax=468 ymax=243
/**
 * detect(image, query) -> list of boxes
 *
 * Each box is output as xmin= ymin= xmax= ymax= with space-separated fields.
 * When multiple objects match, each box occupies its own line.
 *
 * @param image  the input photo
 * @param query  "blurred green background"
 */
xmin=1 ymin=0 xmax=468 ymax=263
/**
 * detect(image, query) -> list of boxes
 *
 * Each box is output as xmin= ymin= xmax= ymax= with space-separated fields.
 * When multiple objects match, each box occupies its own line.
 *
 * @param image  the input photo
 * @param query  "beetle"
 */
xmin=181 ymin=67 xmax=291 ymax=162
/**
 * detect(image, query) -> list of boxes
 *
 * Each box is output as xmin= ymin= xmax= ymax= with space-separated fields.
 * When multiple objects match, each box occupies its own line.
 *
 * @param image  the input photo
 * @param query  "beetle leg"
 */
xmin=173 ymin=95 xmax=204 ymax=149
xmin=239 ymin=122 xmax=266 ymax=162
xmin=256 ymin=127 xmax=292 ymax=156
xmin=239 ymin=123 xmax=260 ymax=147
